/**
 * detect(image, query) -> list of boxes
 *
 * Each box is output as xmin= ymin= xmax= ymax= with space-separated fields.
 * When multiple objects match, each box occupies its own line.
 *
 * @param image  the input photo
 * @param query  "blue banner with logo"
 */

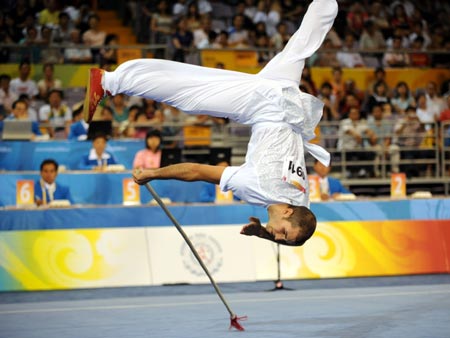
xmin=0 ymin=140 xmax=144 ymax=170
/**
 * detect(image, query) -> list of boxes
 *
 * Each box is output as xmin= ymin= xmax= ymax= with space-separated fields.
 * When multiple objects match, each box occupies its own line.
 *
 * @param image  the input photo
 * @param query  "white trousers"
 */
xmin=104 ymin=0 xmax=338 ymax=122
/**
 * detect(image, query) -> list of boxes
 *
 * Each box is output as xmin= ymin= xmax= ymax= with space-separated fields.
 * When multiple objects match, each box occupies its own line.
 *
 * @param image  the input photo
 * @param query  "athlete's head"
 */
xmin=267 ymin=204 xmax=317 ymax=246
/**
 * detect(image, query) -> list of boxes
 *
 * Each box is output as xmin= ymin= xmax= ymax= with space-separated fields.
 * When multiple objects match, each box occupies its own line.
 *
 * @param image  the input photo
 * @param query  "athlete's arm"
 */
xmin=133 ymin=163 xmax=227 ymax=185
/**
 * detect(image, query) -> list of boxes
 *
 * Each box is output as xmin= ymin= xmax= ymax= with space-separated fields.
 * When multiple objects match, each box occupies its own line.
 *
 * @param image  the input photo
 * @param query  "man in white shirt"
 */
xmin=336 ymin=32 xmax=365 ymax=68
xmin=9 ymin=61 xmax=39 ymax=99
xmin=84 ymin=0 xmax=339 ymax=247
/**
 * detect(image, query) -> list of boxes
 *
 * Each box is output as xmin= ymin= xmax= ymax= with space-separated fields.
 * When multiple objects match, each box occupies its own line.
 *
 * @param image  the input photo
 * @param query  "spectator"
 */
xmin=325 ymin=27 xmax=342 ymax=48
xmin=39 ymin=89 xmax=72 ymax=139
xmin=35 ymin=159 xmax=73 ymax=206
xmin=38 ymin=0 xmax=60 ymax=28
xmin=10 ymin=0 xmax=31 ymax=31
xmin=343 ymin=79 xmax=365 ymax=103
xmin=64 ymin=29 xmax=92 ymax=63
xmin=133 ymin=129 xmax=163 ymax=169
xmin=0 ymin=74 xmax=18 ymax=115
xmin=171 ymin=17 xmax=194 ymax=63
xmin=300 ymin=66 xmax=317 ymax=96
xmin=82 ymin=14 xmax=106 ymax=62
xmin=280 ymin=0 xmax=304 ymax=23
xmin=37 ymin=63 xmax=63 ymax=100
xmin=173 ymin=0 xmax=188 ymax=19
xmin=426 ymin=81 xmax=447 ymax=116
xmin=255 ymin=33 xmax=273 ymax=66
xmin=142 ymin=98 xmax=163 ymax=122
xmin=235 ymin=1 xmax=256 ymax=31
xmin=337 ymin=106 xmax=377 ymax=177
xmin=312 ymin=38 xmax=339 ymax=68
xmin=364 ymin=80 xmax=390 ymax=116
xmin=52 ymin=12 xmax=74 ymax=44
xmin=128 ymin=111 xmax=151 ymax=139
xmin=3 ymin=12 xmax=23 ymax=43
xmin=390 ymin=3 xmax=409 ymax=29
xmin=409 ymin=36 xmax=430 ymax=67
xmin=212 ymin=30 xmax=229 ymax=48
xmin=79 ymin=132 xmax=118 ymax=171
xmin=339 ymin=93 xmax=361 ymax=118
xmin=337 ymin=32 xmax=365 ymax=68
xmin=367 ymin=104 xmax=400 ymax=176
xmin=330 ymin=66 xmax=345 ymax=100
xmin=366 ymin=67 xmax=389 ymax=96
xmin=408 ymin=20 xmax=431 ymax=50
xmin=386 ymin=25 xmax=410 ymax=49
xmin=416 ymin=93 xmax=438 ymax=125
xmin=105 ymin=94 xmax=130 ymax=123
xmin=382 ymin=35 xmax=410 ymax=68
xmin=99 ymin=34 xmax=119 ymax=65
xmin=368 ymin=1 xmax=390 ymax=36
xmin=20 ymin=12 xmax=39 ymax=42
xmin=82 ymin=14 xmax=106 ymax=46
xmin=193 ymin=15 xmax=215 ymax=49
xmin=68 ymin=104 xmax=88 ymax=140
xmin=39 ymin=25 xmax=63 ymax=64
xmin=346 ymin=2 xmax=369 ymax=38
xmin=318 ymin=81 xmax=338 ymax=116
xmin=197 ymin=0 xmax=212 ymax=16
xmin=393 ymin=106 xmax=431 ymax=177
xmin=253 ymin=0 xmax=268 ymax=26
xmin=439 ymin=95 xmax=450 ymax=123
xmin=17 ymin=93 xmax=38 ymax=121
xmin=359 ymin=20 xmax=385 ymax=67
xmin=228 ymin=14 xmax=250 ymax=47
xmin=319 ymin=105 xmax=339 ymax=149
xmin=265 ymin=1 xmax=282 ymax=37
xmin=312 ymin=159 xmax=351 ymax=201
xmin=151 ymin=0 xmax=173 ymax=48
xmin=270 ymin=22 xmax=291 ymax=51
xmin=391 ymin=81 xmax=415 ymax=115
xmin=4 ymin=99 xmax=42 ymax=140
xmin=389 ymin=1 xmax=415 ymax=19
xmin=185 ymin=2 xmax=201 ymax=31
xmin=9 ymin=60 xmax=39 ymax=100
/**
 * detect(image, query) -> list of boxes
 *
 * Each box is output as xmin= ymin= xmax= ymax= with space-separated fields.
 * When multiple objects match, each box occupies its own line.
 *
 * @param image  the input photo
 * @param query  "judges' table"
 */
xmin=1 ymin=199 xmax=450 ymax=291
xmin=0 ymin=172 xmax=208 ymax=206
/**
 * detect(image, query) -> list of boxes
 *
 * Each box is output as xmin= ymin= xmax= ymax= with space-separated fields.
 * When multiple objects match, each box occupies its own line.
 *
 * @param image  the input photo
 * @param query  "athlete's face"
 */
xmin=267 ymin=205 xmax=300 ymax=245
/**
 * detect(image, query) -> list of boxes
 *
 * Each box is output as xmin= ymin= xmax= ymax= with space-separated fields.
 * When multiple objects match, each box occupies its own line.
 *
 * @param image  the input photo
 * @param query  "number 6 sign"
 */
xmin=16 ymin=180 xmax=35 ymax=206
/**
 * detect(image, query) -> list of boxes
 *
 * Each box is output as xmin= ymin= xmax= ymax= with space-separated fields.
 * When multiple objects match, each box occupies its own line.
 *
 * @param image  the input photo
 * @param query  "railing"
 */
xmin=0 ymin=43 xmax=449 ymax=67
xmin=32 ymin=119 xmax=446 ymax=180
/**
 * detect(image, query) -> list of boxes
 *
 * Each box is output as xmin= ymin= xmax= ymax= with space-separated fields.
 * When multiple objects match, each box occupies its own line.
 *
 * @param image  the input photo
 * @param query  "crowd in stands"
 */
xmin=0 ymin=1 xmax=449 ymax=65
xmin=129 ymin=0 xmax=450 ymax=67
xmin=0 ymin=0 xmax=450 ymax=180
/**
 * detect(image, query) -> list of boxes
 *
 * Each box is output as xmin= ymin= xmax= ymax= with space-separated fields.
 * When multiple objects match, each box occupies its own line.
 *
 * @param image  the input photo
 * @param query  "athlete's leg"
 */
xmin=103 ymin=59 xmax=264 ymax=120
xmin=258 ymin=0 xmax=338 ymax=86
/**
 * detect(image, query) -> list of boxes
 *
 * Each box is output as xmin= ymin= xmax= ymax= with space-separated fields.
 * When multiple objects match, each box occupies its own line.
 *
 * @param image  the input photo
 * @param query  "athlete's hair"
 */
xmin=284 ymin=206 xmax=317 ymax=246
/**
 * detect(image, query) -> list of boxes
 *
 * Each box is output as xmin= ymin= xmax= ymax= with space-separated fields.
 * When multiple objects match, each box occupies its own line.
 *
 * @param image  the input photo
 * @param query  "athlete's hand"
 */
xmin=240 ymin=217 xmax=262 ymax=236
xmin=133 ymin=169 xmax=153 ymax=185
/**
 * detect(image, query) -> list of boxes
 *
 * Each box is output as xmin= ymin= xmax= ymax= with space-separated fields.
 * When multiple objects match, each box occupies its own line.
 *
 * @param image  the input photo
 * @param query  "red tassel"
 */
xmin=229 ymin=315 xmax=247 ymax=331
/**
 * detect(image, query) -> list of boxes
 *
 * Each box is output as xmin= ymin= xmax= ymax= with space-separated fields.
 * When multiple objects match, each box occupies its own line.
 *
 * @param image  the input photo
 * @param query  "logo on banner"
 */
xmin=180 ymin=233 xmax=223 ymax=276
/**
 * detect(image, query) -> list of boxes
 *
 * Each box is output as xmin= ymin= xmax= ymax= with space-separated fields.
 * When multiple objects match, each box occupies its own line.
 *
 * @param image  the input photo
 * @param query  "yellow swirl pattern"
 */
xmin=301 ymin=222 xmax=356 ymax=277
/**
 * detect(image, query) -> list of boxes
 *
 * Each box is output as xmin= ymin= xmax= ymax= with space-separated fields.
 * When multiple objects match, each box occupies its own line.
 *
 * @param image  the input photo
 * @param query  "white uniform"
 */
xmin=104 ymin=0 xmax=338 ymax=208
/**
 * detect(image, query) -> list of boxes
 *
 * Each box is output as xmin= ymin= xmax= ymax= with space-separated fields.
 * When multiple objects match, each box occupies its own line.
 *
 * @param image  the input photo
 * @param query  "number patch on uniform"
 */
xmin=282 ymin=156 xmax=306 ymax=193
